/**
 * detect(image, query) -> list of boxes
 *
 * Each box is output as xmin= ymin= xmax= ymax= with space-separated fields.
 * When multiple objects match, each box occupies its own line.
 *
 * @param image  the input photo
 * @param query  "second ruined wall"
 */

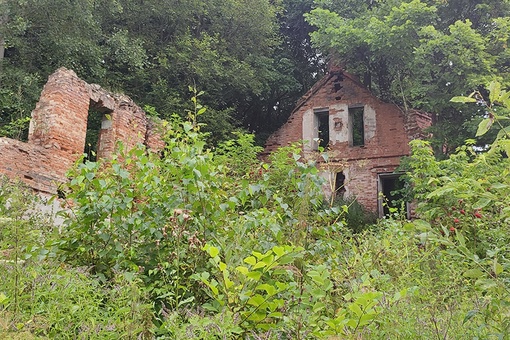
xmin=0 ymin=68 xmax=163 ymax=194
xmin=265 ymin=69 xmax=431 ymax=213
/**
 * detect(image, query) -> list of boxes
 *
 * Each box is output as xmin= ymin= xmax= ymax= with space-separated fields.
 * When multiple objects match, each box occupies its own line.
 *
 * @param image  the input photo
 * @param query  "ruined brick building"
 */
xmin=0 ymin=68 xmax=163 ymax=195
xmin=0 ymin=66 xmax=430 ymax=218
xmin=265 ymin=66 xmax=432 ymax=216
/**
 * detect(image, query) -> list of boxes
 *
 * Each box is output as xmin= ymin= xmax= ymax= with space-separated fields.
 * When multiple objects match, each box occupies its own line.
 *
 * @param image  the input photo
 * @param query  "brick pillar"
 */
xmin=28 ymin=68 xmax=90 ymax=160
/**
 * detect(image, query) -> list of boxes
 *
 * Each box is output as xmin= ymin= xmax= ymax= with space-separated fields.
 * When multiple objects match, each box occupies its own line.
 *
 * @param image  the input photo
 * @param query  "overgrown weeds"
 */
xmin=1 ymin=85 xmax=510 ymax=338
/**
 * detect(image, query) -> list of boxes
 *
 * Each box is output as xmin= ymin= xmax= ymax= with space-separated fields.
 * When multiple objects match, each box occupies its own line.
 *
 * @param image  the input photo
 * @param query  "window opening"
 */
xmin=85 ymin=101 xmax=111 ymax=162
xmin=335 ymin=172 xmax=346 ymax=199
xmin=315 ymin=110 xmax=329 ymax=149
xmin=378 ymin=173 xmax=408 ymax=217
xmin=85 ymin=110 xmax=102 ymax=161
xmin=350 ymin=106 xmax=364 ymax=146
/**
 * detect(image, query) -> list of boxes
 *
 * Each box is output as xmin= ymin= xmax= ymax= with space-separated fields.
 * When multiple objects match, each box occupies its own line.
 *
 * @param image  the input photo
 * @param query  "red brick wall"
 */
xmin=265 ymin=70 xmax=432 ymax=214
xmin=0 ymin=68 xmax=163 ymax=194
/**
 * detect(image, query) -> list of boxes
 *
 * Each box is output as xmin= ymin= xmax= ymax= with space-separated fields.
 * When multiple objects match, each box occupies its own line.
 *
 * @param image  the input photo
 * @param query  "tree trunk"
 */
xmin=0 ymin=13 xmax=6 ymax=75
xmin=0 ymin=37 xmax=4 ymax=62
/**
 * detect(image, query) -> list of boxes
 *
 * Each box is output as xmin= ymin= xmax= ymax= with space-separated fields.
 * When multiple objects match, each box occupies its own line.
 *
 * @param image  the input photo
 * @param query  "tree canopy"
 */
xmin=1 ymin=0 xmax=509 ymax=153
xmin=0 ymin=0 xmax=322 ymax=143
xmin=307 ymin=0 xmax=510 ymax=154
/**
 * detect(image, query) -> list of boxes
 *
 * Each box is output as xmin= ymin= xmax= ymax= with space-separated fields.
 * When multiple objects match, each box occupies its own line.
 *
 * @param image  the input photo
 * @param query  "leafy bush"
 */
xmin=332 ymin=197 xmax=377 ymax=233
xmin=400 ymin=82 xmax=510 ymax=337
xmin=0 ymin=178 xmax=152 ymax=339
xmin=0 ymin=262 xmax=153 ymax=339
xmin=3 ymin=83 xmax=510 ymax=338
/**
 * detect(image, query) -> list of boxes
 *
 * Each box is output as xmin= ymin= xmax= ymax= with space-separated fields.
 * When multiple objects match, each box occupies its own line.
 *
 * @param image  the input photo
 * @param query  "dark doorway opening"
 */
xmin=378 ymin=173 xmax=408 ymax=217
xmin=335 ymin=172 xmax=346 ymax=199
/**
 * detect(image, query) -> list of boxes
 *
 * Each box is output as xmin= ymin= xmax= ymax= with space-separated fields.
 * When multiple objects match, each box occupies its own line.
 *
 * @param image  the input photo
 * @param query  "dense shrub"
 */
xmin=1 ymin=85 xmax=510 ymax=338
xmin=332 ymin=197 xmax=378 ymax=233
xmin=0 ymin=178 xmax=153 ymax=339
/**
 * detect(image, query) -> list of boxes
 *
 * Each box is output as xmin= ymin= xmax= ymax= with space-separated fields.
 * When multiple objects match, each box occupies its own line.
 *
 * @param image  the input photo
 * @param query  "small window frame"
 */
xmin=349 ymin=105 xmax=365 ymax=147
xmin=314 ymin=108 xmax=330 ymax=150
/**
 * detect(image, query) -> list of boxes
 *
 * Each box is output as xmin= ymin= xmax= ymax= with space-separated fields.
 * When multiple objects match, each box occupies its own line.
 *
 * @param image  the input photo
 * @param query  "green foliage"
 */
xmin=194 ymin=244 xmax=304 ymax=332
xmin=57 ymin=98 xmax=328 ymax=323
xmin=0 ymin=70 xmax=40 ymax=140
xmin=4 ymin=81 xmax=510 ymax=337
xmin=307 ymin=0 xmax=510 ymax=155
xmin=0 ymin=177 xmax=152 ymax=339
xmin=214 ymin=132 xmax=263 ymax=177
xmin=0 ymin=263 xmax=153 ymax=339
xmin=395 ymin=82 xmax=510 ymax=337
xmin=1 ymin=0 xmax=322 ymax=143
xmin=407 ymin=82 xmax=510 ymax=254
xmin=0 ymin=176 xmax=59 ymax=269
xmin=451 ymin=80 xmax=510 ymax=151
xmin=332 ymin=197 xmax=378 ymax=234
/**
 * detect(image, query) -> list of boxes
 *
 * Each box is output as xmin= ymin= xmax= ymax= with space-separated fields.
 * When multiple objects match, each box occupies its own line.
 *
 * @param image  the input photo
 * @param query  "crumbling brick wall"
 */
xmin=264 ymin=68 xmax=432 ymax=214
xmin=0 ymin=68 xmax=163 ymax=194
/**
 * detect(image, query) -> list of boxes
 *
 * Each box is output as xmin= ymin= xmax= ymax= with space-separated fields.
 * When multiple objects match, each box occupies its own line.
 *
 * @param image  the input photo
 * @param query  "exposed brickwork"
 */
xmin=264 ymin=68 xmax=432 ymax=215
xmin=0 ymin=68 xmax=163 ymax=194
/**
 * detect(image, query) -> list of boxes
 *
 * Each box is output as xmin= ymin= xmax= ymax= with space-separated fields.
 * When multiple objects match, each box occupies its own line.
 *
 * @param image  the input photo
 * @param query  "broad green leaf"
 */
xmin=413 ymin=219 xmax=431 ymax=231
xmin=359 ymin=313 xmax=376 ymax=326
xmin=260 ymin=254 xmax=274 ymax=266
xmin=473 ymin=197 xmax=491 ymax=209
xmin=308 ymin=270 xmax=325 ymax=285
xmin=499 ymin=89 xmax=510 ymax=104
xmin=246 ymin=271 xmax=262 ymax=281
xmin=208 ymin=283 xmax=219 ymax=296
xmin=206 ymin=245 xmax=219 ymax=258
xmin=496 ymin=126 xmax=510 ymax=139
xmin=272 ymin=246 xmax=284 ymax=257
xmin=313 ymin=301 xmax=326 ymax=312
xmin=450 ymin=96 xmax=477 ymax=103
xmin=252 ymin=261 xmax=266 ymax=270
xmin=247 ymin=294 xmax=265 ymax=307
xmin=256 ymin=283 xmax=277 ymax=296
xmin=0 ymin=292 xmax=9 ymax=304
xmin=224 ymin=277 xmax=234 ymax=289
xmin=244 ymin=256 xmax=257 ymax=266
xmin=236 ymin=266 xmax=249 ymax=275
xmin=346 ymin=319 xmax=358 ymax=329
xmin=476 ymin=118 xmax=493 ymax=137
xmin=267 ymin=311 xmax=283 ymax=318
xmin=488 ymin=81 xmax=501 ymax=103
xmin=247 ymin=311 xmax=266 ymax=322
xmin=275 ymin=254 xmax=292 ymax=265
xmin=456 ymin=231 xmax=466 ymax=248
xmin=493 ymin=259 xmax=503 ymax=276
xmin=348 ymin=302 xmax=363 ymax=317
xmin=463 ymin=310 xmax=478 ymax=324
xmin=499 ymin=140 xmax=510 ymax=157
xmin=270 ymin=298 xmax=284 ymax=310
xmin=463 ymin=268 xmax=484 ymax=279
xmin=275 ymin=281 xmax=288 ymax=290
